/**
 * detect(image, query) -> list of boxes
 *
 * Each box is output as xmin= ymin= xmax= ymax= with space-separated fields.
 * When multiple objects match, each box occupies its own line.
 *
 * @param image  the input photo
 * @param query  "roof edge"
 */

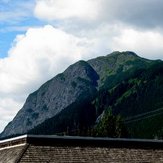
xmin=0 ymin=135 xmax=27 ymax=143
xmin=26 ymin=135 xmax=163 ymax=149
xmin=0 ymin=135 xmax=27 ymax=149
xmin=1 ymin=134 xmax=163 ymax=149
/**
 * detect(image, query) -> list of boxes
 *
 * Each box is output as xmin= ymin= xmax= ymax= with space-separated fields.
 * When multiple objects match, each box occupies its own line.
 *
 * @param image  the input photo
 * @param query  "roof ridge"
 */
xmin=0 ymin=135 xmax=27 ymax=149
xmin=0 ymin=135 xmax=27 ymax=143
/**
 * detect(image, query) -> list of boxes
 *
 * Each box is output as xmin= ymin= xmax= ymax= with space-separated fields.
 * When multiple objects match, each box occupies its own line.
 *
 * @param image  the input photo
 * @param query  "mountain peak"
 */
xmin=107 ymin=51 xmax=138 ymax=58
xmin=88 ymin=51 xmax=148 ymax=86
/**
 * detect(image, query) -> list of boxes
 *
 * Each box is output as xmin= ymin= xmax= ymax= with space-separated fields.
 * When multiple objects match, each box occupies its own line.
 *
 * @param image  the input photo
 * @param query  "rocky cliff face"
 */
xmin=0 ymin=60 xmax=99 ymax=138
xmin=0 ymin=51 xmax=151 ymax=138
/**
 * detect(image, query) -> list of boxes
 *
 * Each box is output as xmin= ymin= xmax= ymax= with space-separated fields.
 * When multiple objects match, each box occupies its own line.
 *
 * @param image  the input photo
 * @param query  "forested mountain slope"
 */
xmin=1 ymin=51 xmax=162 ymax=139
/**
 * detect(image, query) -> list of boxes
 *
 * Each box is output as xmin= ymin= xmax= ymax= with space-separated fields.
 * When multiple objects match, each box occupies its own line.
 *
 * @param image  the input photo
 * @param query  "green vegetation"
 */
xmin=2 ymin=52 xmax=163 ymax=140
xmin=29 ymin=54 xmax=163 ymax=139
xmin=92 ymin=109 xmax=127 ymax=138
xmin=30 ymin=94 xmax=97 ymax=136
xmin=126 ymin=110 xmax=163 ymax=139
xmin=93 ymin=61 xmax=163 ymax=138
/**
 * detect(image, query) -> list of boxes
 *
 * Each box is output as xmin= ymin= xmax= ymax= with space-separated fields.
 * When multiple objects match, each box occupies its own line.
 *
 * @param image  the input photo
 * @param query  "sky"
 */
xmin=0 ymin=0 xmax=163 ymax=133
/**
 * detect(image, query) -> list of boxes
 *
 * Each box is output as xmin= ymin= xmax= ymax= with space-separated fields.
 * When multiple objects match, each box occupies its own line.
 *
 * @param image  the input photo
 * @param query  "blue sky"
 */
xmin=0 ymin=32 xmax=14 ymax=58
xmin=0 ymin=0 xmax=43 ymax=58
xmin=0 ymin=0 xmax=163 ymax=133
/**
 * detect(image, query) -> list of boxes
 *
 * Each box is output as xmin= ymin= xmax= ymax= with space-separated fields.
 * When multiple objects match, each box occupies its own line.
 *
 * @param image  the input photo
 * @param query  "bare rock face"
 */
xmin=0 ymin=60 xmax=99 ymax=138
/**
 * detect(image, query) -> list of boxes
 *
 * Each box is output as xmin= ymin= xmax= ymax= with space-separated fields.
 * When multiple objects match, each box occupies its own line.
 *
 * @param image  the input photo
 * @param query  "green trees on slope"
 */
xmin=29 ymin=61 xmax=163 ymax=139
xmin=93 ymin=109 xmax=127 ymax=138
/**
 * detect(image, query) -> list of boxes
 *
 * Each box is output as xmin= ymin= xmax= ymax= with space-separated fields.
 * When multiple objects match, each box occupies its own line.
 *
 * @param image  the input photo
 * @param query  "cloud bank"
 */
xmin=0 ymin=0 xmax=163 ymax=132
xmin=35 ymin=0 xmax=163 ymax=29
xmin=34 ymin=0 xmax=163 ymax=59
xmin=34 ymin=0 xmax=99 ymax=21
xmin=0 ymin=25 xmax=96 ymax=132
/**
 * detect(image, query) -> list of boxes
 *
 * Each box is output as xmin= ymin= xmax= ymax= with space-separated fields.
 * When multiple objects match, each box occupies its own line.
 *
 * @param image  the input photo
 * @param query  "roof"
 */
xmin=1 ymin=135 xmax=163 ymax=162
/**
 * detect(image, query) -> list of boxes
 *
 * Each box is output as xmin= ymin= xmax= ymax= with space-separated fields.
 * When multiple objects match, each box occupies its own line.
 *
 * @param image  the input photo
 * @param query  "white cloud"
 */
xmin=33 ymin=0 xmax=163 ymax=60
xmin=0 ymin=98 xmax=22 ymax=132
xmin=34 ymin=0 xmax=100 ymax=21
xmin=0 ymin=25 xmax=97 ymax=132
xmin=1 ymin=25 xmax=94 ymax=93
xmin=111 ymin=28 xmax=163 ymax=59
xmin=34 ymin=0 xmax=163 ymax=29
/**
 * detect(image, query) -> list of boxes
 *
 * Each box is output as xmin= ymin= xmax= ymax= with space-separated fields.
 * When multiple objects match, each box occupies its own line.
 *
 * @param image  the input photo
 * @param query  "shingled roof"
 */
xmin=1 ymin=135 xmax=163 ymax=163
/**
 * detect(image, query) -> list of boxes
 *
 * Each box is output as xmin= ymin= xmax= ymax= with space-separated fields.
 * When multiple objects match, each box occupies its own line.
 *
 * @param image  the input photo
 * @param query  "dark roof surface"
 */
xmin=20 ymin=145 xmax=163 ymax=163
xmin=1 ymin=135 xmax=163 ymax=163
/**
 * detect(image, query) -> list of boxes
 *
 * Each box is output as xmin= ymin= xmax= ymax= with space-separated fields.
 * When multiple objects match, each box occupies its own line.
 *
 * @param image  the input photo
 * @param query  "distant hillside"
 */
xmin=0 ymin=51 xmax=162 ymax=139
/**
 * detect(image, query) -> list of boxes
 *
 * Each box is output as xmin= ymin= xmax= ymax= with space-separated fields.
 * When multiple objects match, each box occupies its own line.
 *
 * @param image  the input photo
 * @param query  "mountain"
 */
xmin=0 ymin=51 xmax=162 ymax=139
xmin=93 ymin=61 xmax=163 ymax=138
xmin=0 ymin=60 xmax=99 ymax=138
